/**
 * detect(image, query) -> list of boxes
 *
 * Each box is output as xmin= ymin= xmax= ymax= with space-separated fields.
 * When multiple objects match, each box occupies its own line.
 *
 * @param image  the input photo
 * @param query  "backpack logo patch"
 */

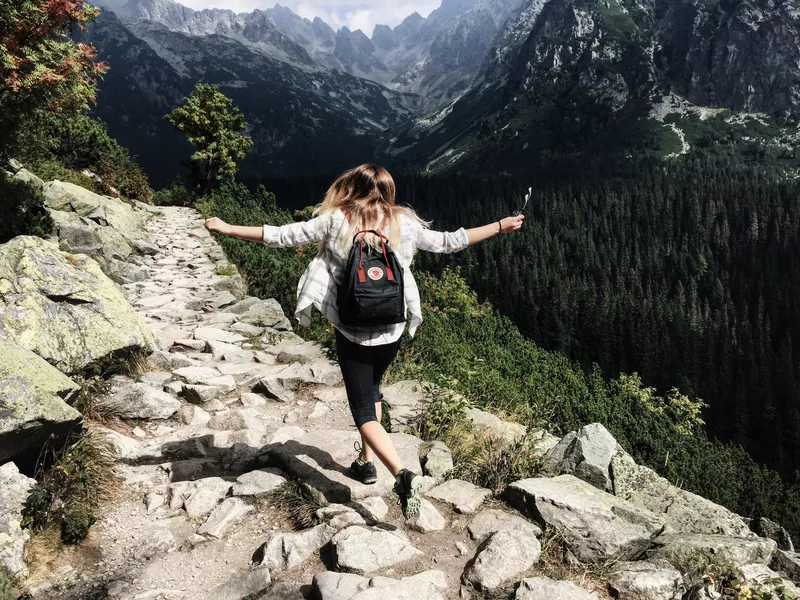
xmin=367 ymin=267 xmax=384 ymax=281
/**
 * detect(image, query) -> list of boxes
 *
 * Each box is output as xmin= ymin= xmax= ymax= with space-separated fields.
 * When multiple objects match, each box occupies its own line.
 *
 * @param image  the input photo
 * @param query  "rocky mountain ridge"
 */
xmin=2 ymin=166 xmax=800 ymax=599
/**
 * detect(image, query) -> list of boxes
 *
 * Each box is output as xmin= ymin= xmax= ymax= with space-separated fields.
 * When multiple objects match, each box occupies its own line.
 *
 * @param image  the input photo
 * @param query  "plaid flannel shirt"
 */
xmin=262 ymin=209 xmax=469 ymax=346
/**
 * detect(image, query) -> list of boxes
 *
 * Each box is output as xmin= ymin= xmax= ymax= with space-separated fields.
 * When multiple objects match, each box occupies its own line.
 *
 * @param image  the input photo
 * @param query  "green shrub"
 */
xmin=0 ymin=564 xmax=16 ymax=600
xmin=152 ymin=181 xmax=193 ymax=206
xmin=22 ymin=430 xmax=115 ymax=545
xmin=18 ymin=112 xmax=152 ymax=202
xmin=0 ymin=171 xmax=53 ymax=243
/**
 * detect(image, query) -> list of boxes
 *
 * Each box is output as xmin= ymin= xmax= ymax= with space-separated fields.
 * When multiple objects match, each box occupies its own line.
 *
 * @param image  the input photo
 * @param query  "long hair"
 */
xmin=315 ymin=164 xmax=429 ymax=255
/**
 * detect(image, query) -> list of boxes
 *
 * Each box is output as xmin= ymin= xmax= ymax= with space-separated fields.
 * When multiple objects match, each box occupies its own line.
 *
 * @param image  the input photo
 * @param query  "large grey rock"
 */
xmin=333 ymin=526 xmax=423 ymax=574
xmin=648 ymin=534 xmax=777 ymax=575
xmin=468 ymin=509 xmax=542 ymax=543
xmin=96 ymin=378 xmax=180 ymax=419
xmin=607 ymin=560 xmax=686 ymax=600
xmin=408 ymin=498 xmax=447 ymax=533
xmin=317 ymin=498 xmax=389 ymax=530
xmin=207 ymin=340 xmax=254 ymax=363
xmin=276 ymin=341 xmax=324 ymax=365
xmin=381 ymin=380 xmax=426 ymax=432
xmin=44 ymin=180 xmax=156 ymax=256
xmin=266 ymin=429 xmax=423 ymax=502
xmin=772 ymin=549 xmax=800 ymax=583
xmin=611 ymin=449 xmax=756 ymax=537
xmin=465 ymin=407 xmax=527 ymax=447
xmin=426 ymin=479 xmax=491 ymax=514
xmin=543 ymin=423 xmax=617 ymax=490
xmin=464 ymin=528 xmax=541 ymax=590
xmin=515 ymin=577 xmax=600 ymax=600
xmin=198 ymin=497 xmax=253 ymax=538
xmin=0 ymin=462 xmax=37 ymax=577
xmin=207 ymin=567 xmax=271 ymax=600
xmin=182 ymin=478 xmax=232 ymax=518
xmin=258 ymin=524 xmax=336 ymax=569
xmin=238 ymin=298 xmax=291 ymax=329
xmin=506 ymin=475 xmax=665 ymax=563
xmin=751 ymin=517 xmax=794 ymax=552
xmin=313 ymin=570 xmax=447 ymax=600
xmin=232 ymin=469 xmax=287 ymax=497
xmin=0 ymin=236 xmax=155 ymax=373
xmin=0 ymin=339 xmax=82 ymax=465
xmin=419 ymin=440 xmax=453 ymax=478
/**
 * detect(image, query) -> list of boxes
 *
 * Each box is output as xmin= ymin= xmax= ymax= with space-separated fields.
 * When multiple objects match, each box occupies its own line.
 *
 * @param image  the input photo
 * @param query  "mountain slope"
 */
xmin=384 ymin=0 xmax=800 ymax=172
xmin=84 ymin=12 xmax=419 ymax=186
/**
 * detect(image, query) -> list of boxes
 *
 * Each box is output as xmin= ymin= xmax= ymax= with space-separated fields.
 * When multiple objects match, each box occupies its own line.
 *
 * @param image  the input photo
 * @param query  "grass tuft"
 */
xmin=267 ymin=479 xmax=327 ymax=530
xmin=215 ymin=264 xmax=238 ymax=276
xmin=0 ymin=564 xmax=18 ymax=600
xmin=22 ymin=430 xmax=116 ymax=546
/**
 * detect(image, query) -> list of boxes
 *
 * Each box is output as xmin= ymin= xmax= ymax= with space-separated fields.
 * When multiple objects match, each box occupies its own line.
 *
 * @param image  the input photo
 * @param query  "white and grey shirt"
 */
xmin=262 ymin=208 xmax=469 ymax=346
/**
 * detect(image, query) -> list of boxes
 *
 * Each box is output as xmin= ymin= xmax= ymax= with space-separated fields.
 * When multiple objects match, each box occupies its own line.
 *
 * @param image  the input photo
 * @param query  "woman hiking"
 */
xmin=204 ymin=164 xmax=524 ymax=518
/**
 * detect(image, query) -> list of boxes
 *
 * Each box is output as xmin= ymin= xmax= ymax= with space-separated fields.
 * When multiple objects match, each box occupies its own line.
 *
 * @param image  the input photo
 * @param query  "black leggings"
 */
xmin=334 ymin=329 xmax=401 ymax=428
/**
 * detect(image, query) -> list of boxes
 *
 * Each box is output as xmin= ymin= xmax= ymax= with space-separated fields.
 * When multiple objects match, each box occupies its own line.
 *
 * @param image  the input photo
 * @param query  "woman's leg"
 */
xmin=335 ymin=330 xmax=404 ymax=476
xmin=360 ymin=339 xmax=400 ymax=463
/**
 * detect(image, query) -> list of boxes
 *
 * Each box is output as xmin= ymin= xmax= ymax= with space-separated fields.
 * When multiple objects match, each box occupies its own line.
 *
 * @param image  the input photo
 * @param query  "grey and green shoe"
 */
xmin=393 ymin=468 xmax=423 ymax=519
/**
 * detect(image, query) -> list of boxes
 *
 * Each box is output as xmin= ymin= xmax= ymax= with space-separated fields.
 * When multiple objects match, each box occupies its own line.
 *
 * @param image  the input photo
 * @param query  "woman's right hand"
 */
xmin=499 ymin=214 xmax=525 ymax=233
xmin=205 ymin=216 xmax=231 ymax=235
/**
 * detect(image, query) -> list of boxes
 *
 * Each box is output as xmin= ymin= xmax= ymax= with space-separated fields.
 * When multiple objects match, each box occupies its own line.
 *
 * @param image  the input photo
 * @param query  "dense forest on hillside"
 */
xmin=251 ymin=156 xmax=800 ymax=482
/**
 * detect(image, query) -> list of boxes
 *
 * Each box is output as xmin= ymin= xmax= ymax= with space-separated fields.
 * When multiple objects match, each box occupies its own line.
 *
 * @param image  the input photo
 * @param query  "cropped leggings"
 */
xmin=334 ymin=329 xmax=401 ymax=428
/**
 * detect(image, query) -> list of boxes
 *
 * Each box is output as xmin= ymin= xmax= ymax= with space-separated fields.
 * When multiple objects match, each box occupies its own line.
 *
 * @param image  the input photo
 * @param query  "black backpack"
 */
xmin=338 ymin=230 xmax=405 ymax=326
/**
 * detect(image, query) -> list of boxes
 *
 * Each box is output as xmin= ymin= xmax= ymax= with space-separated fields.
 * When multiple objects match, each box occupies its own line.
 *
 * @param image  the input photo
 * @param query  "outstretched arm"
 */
xmin=205 ymin=215 xmax=328 ymax=247
xmin=465 ymin=215 xmax=524 ymax=245
xmin=205 ymin=217 xmax=263 ymax=243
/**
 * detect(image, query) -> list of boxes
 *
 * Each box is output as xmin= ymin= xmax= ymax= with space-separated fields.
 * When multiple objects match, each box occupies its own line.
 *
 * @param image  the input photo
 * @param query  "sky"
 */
xmin=176 ymin=0 xmax=441 ymax=34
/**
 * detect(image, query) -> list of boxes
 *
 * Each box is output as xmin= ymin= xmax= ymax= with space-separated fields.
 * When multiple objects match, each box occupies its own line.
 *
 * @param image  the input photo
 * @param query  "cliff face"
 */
xmin=657 ymin=0 xmax=800 ymax=114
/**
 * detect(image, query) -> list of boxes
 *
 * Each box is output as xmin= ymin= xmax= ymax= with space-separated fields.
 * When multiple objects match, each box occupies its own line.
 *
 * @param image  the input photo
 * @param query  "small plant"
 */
xmin=0 ymin=564 xmax=17 ymax=600
xmin=0 ymin=171 xmax=54 ymax=244
xmin=688 ymin=573 xmax=799 ymax=600
xmin=215 ymin=264 xmax=238 ymax=276
xmin=267 ymin=479 xmax=327 ymax=530
xmin=22 ymin=430 xmax=115 ymax=545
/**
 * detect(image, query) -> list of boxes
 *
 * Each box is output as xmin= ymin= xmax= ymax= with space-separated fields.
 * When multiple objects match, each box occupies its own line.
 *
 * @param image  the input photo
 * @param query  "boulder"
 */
xmin=751 ymin=517 xmax=794 ymax=552
xmin=611 ymin=450 xmax=755 ymax=537
xmin=419 ymin=440 xmax=453 ymax=479
xmin=182 ymin=478 xmax=232 ymax=518
xmin=380 ymin=380 xmax=426 ymax=432
xmin=265 ymin=430 xmax=422 ymax=502
xmin=426 ymin=479 xmax=492 ymax=514
xmin=464 ymin=529 xmax=541 ymax=591
xmin=0 ymin=339 xmax=83 ymax=465
xmin=258 ymin=524 xmax=336 ymax=569
xmin=506 ymin=475 xmax=665 ymax=563
xmin=236 ymin=298 xmax=291 ymax=329
xmin=647 ymin=534 xmax=776 ymax=575
xmin=515 ymin=577 xmax=600 ymax=600
xmin=44 ymin=180 xmax=155 ymax=254
xmin=0 ymin=236 xmax=154 ymax=373
xmin=468 ymin=509 xmax=542 ymax=543
xmin=207 ymin=567 xmax=271 ymax=600
xmin=465 ymin=407 xmax=527 ymax=447
xmin=607 ymin=560 xmax=686 ymax=600
xmin=232 ymin=469 xmax=287 ymax=497
xmin=408 ymin=498 xmax=447 ymax=533
xmin=276 ymin=341 xmax=324 ymax=365
xmin=197 ymin=497 xmax=253 ymax=538
xmin=543 ymin=423 xmax=617 ymax=491
xmin=95 ymin=378 xmax=180 ymax=420
xmin=313 ymin=570 xmax=446 ymax=600
xmin=333 ymin=526 xmax=423 ymax=574
xmin=770 ymin=550 xmax=800 ymax=583
xmin=0 ymin=462 xmax=37 ymax=577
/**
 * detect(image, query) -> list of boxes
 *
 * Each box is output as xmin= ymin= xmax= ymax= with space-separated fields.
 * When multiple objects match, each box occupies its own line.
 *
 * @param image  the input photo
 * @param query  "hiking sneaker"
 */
xmin=349 ymin=442 xmax=377 ymax=485
xmin=393 ymin=468 xmax=423 ymax=519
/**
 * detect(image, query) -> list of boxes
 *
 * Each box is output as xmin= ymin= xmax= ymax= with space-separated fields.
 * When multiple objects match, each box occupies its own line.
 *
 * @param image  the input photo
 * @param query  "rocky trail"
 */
xmin=3 ymin=191 xmax=800 ymax=600
xmin=14 ymin=207 xmax=554 ymax=600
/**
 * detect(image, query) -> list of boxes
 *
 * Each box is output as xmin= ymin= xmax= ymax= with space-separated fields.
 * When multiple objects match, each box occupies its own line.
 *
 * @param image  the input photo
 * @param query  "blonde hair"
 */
xmin=315 ymin=164 xmax=429 ymax=255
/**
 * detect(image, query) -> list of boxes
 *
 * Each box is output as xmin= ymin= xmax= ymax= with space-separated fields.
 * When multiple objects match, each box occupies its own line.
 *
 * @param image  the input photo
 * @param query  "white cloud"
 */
xmin=177 ymin=0 xmax=441 ymax=34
